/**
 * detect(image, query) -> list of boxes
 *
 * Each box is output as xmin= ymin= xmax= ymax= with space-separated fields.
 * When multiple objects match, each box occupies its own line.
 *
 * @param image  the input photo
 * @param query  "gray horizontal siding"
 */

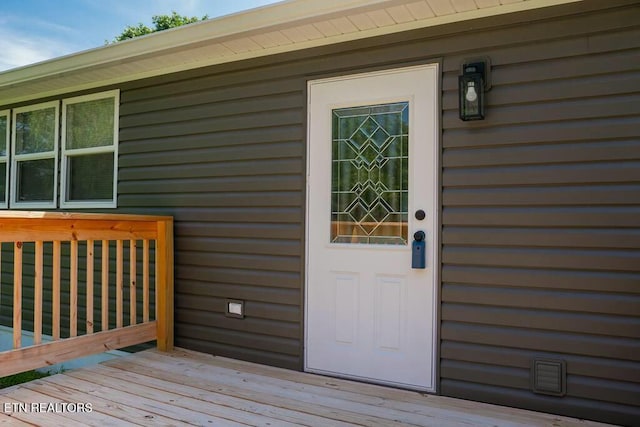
xmin=439 ymin=1 xmax=640 ymax=425
xmin=443 ymin=265 xmax=638 ymax=293
xmin=118 ymin=63 xmax=306 ymax=369
xmin=441 ymin=380 xmax=640 ymax=425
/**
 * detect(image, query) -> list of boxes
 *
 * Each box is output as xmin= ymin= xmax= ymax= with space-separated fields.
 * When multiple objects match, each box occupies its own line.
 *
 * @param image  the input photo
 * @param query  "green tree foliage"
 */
xmin=111 ymin=11 xmax=209 ymax=42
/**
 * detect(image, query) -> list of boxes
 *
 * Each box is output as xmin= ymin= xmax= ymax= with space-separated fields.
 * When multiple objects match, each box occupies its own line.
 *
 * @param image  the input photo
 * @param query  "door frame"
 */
xmin=303 ymin=63 xmax=441 ymax=392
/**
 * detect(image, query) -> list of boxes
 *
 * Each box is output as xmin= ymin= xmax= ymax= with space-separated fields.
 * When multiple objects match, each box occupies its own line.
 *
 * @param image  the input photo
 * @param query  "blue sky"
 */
xmin=0 ymin=0 xmax=281 ymax=72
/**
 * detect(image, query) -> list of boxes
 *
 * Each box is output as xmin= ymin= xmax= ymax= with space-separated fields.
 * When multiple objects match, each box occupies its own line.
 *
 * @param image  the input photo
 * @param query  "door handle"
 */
xmin=412 ymin=231 xmax=426 ymax=269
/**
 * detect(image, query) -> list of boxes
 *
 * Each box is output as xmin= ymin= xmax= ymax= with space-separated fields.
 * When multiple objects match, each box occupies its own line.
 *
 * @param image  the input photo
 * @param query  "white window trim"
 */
xmin=11 ymin=101 xmax=59 ymax=209
xmin=0 ymin=109 xmax=9 ymax=208
xmin=61 ymin=89 xmax=119 ymax=209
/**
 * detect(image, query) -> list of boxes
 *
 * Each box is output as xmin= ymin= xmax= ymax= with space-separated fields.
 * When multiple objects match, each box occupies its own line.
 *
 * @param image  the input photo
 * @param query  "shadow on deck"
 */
xmin=0 ymin=348 xmax=615 ymax=426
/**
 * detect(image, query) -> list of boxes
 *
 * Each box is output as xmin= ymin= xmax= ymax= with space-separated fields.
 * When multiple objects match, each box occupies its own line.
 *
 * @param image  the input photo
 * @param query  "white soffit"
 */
xmin=0 ymin=0 xmax=582 ymax=105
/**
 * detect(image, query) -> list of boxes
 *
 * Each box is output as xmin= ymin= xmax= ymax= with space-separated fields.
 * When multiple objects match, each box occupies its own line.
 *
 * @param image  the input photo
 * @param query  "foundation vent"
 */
xmin=531 ymin=359 xmax=566 ymax=396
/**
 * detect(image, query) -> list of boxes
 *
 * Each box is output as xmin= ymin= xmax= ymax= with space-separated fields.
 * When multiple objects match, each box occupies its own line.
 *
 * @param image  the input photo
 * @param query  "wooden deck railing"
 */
xmin=0 ymin=211 xmax=173 ymax=377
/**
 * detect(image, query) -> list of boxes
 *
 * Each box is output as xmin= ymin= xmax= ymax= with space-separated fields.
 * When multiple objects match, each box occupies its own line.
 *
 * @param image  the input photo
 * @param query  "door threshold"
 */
xmin=305 ymin=366 xmax=435 ymax=393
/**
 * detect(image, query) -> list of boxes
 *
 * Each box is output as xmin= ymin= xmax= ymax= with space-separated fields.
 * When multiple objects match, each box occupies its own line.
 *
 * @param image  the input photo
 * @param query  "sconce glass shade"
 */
xmin=459 ymin=72 xmax=485 ymax=121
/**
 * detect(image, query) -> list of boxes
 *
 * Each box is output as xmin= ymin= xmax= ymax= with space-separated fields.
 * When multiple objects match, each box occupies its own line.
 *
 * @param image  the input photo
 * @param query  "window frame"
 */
xmin=60 ymin=90 xmax=119 ymax=209
xmin=10 ymin=101 xmax=60 ymax=209
xmin=0 ymin=109 xmax=9 ymax=208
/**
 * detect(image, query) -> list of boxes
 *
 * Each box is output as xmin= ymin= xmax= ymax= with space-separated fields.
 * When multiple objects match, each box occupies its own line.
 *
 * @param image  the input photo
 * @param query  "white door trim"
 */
xmin=304 ymin=64 xmax=440 ymax=392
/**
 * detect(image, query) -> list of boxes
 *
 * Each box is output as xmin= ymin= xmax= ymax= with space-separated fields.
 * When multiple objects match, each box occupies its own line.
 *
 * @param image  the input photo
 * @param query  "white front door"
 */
xmin=305 ymin=64 xmax=439 ymax=391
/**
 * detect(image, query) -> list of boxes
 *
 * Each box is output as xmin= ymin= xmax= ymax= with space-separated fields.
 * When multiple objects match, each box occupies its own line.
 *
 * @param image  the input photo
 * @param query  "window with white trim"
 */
xmin=0 ymin=110 xmax=9 ymax=208
xmin=61 ymin=91 xmax=118 ymax=208
xmin=4 ymin=90 xmax=119 ymax=209
xmin=11 ymin=101 xmax=59 ymax=208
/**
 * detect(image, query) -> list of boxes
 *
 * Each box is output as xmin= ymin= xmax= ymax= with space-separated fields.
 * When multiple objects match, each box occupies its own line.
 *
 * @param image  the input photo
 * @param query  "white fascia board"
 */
xmin=0 ymin=0 xmax=583 ymax=105
xmin=0 ymin=0 xmax=390 ymax=87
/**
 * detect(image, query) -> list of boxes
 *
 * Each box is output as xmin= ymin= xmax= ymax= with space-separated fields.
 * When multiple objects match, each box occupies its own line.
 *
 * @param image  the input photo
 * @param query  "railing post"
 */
xmin=13 ymin=241 xmax=22 ymax=349
xmin=156 ymin=218 xmax=174 ymax=351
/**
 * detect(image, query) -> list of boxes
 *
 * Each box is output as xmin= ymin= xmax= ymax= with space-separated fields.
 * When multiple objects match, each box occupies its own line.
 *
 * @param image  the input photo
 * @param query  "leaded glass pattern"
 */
xmin=331 ymin=102 xmax=409 ymax=245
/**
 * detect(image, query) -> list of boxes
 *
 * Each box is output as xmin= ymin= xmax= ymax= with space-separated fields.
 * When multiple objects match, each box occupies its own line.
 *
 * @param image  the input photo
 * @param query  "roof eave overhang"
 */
xmin=0 ymin=0 xmax=582 ymax=106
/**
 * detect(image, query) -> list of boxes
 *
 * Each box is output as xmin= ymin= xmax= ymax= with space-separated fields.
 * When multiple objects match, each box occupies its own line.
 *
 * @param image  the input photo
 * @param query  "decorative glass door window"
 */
xmin=331 ymin=102 xmax=409 ymax=245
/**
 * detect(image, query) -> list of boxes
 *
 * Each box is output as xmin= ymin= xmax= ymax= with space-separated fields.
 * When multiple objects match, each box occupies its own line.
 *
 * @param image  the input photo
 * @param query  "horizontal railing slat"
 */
xmin=0 ymin=323 xmax=157 ymax=377
xmin=0 ymin=221 xmax=158 ymax=242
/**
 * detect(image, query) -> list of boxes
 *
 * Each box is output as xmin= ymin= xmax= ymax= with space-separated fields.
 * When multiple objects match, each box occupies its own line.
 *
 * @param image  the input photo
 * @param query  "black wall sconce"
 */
xmin=459 ymin=58 xmax=491 ymax=121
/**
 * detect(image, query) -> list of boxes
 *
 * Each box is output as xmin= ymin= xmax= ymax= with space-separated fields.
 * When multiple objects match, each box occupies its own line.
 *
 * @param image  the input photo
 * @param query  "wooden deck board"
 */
xmin=0 ymin=348 xmax=617 ymax=427
xmin=73 ymin=364 xmax=352 ymax=427
xmin=128 ymin=353 xmax=469 ymax=427
xmin=0 ymin=388 xmax=92 ymax=427
xmin=26 ymin=374 xmax=240 ymax=427
xmin=104 ymin=355 xmax=398 ymax=427
xmin=132 ymin=350 xmax=556 ymax=426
